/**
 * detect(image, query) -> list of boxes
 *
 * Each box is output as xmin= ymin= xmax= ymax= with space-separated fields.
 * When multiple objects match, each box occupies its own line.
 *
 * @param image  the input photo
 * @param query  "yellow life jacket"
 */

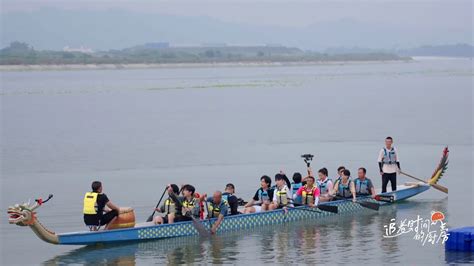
xmin=182 ymin=197 xmax=196 ymax=208
xmin=276 ymin=189 xmax=288 ymax=207
xmin=302 ymin=185 xmax=315 ymax=205
xmin=164 ymin=198 xmax=176 ymax=214
xmin=83 ymin=192 xmax=98 ymax=215
xmin=208 ymin=200 xmax=228 ymax=218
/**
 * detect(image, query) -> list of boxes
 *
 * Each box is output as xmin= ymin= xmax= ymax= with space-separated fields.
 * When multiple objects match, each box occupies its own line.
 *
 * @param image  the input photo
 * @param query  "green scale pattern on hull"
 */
xmin=137 ymin=200 xmax=373 ymax=240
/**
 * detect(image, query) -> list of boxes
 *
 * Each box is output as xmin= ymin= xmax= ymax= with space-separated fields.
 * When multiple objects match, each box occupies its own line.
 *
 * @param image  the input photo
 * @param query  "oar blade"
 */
xmin=317 ymin=204 xmax=338 ymax=213
xmin=146 ymin=215 xmax=154 ymax=223
xmin=192 ymin=217 xmax=211 ymax=237
xmin=358 ymin=201 xmax=380 ymax=211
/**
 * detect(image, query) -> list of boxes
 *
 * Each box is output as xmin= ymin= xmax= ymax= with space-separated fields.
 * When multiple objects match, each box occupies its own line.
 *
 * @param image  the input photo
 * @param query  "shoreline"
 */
xmin=0 ymin=59 xmax=412 ymax=72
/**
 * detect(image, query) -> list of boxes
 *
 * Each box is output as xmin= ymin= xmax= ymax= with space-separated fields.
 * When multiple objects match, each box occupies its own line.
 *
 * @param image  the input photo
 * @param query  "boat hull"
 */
xmin=58 ymin=183 xmax=430 ymax=245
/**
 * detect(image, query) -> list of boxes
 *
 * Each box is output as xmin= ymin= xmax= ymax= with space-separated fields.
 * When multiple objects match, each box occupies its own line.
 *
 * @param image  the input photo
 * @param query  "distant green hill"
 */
xmin=0 ymin=42 xmax=408 ymax=65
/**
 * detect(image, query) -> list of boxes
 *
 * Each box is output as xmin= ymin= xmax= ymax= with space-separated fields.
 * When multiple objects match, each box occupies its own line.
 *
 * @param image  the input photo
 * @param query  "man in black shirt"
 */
xmin=222 ymin=183 xmax=239 ymax=215
xmin=243 ymin=176 xmax=274 ymax=214
xmin=83 ymin=181 xmax=120 ymax=230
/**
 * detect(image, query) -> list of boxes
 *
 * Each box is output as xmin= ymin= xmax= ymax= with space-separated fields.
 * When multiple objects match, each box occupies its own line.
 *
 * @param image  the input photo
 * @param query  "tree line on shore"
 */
xmin=0 ymin=41 xmax=407 ymax=65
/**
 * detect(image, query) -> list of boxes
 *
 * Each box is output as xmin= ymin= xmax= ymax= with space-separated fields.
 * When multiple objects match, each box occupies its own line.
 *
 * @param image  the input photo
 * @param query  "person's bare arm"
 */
xmin=211 ymin=214 xmax=225 ymax=234
xmin=244 ymin=199 xmax=256 ymax=208
xmin=330 ymin=180 xmax=339 ymax=196
xmin=350 ymin=182 xmax=357 ymax=202
xmin=307 ymin=167 xmax=313 ymax=177
xmin=106 ymin=201 xmax=120 ymax=212
xmin=327 ymin=181 xmax=334 ymax=196
xmin=370 ymin=186 xmax=377 ymax=198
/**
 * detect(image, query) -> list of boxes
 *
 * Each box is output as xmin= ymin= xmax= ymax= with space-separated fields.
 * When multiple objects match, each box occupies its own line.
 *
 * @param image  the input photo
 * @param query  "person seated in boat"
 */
xmin=317 ymin=167 xmax=334 ymax=202
xmin=354 ymin=167 xmax=376 ymax=198
xmin=243 ymin=175 xmax=274 ymax=214
xmin=291 ymin=172 xmax=303 ymax=205
xmin=331 ymin=169 xmax=357 ymax=202
xmin=269 ymin=173 xmax=294 ymax=211
xmin=296 ymin=175 xmax=320 ymax=207
xmin=153 ymin=184 xmax=180 ymax=225
xmin=201 ymin=191 xmax=229 ymax=234
xmin=168 ymin=184 xmax=201 ymax=223
xmin=222 ymin=183 xmax=239 ymax=215
xmin=83 ymin=181 xmax=120 ymax=230
xmin=335 ymin=166 xmax=346 ymax=184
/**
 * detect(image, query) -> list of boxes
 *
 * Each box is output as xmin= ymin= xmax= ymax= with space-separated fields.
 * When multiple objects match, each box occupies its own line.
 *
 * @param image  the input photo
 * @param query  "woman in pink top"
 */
xmin=296 ymin=176 xmax=320 ymax=207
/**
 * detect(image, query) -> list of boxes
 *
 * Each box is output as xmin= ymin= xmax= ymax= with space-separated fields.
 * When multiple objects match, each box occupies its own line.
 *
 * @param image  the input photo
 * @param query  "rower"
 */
xmin=83 ymin=181 xmax=120 ymax=230
xmin=354 ymin=167 xmax=376 ymax=198
xmin=269 ymin=174 xmax=293 ymax=211
xmin=243 ymin=176 xmax=274 ymax=214
xmin=201 ymin=191 xmax=229 ymax=234
xmin=296 ymin=175 xmax=320 ymax=207
xmin=334 ymin=166 xmax=346 ymax=184
xmin=316 ymin=167 xmax=333 ymax=202
xmin=153 ymin=184 xmax=179 ymax=225
xmin=168 ymin=184 xmax=201 ymax=223
xmin=291 ymin=172 xmax=303 ymax=205
xmin=222 ymin=183 xmax=239 ymax=215
xmin=331 ymin=169 xmax=356 ymax=202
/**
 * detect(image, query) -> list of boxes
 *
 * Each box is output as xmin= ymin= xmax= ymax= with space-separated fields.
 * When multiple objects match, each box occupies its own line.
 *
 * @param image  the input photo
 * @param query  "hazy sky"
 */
xmin=1 ymin=0 xmax=472 ymax=50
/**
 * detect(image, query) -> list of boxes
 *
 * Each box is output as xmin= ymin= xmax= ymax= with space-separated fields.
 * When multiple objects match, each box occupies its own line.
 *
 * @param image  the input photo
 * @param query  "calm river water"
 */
xmin=1 ymin=58 xmax=473 ymax=265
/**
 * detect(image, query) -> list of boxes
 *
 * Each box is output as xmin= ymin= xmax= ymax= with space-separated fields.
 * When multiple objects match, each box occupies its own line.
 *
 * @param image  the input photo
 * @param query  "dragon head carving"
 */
xmin=8 ymin=202 xmax=38 ymax=226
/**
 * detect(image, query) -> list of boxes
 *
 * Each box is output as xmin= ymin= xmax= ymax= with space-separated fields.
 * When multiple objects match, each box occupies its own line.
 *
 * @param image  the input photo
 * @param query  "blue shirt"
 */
xmin=206 ymin=197 xmax=229 ymax=217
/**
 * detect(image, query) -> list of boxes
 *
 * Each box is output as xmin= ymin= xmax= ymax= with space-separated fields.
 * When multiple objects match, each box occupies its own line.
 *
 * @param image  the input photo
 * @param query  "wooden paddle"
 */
xmin=146 ymin=187 xmax=167 ymax=222
xmin=356 ymin=200 xmax=380 ymax=211
xmin=317 ymin=204 xmax=338 ymax=213
xmin=400 ymin=171 xmax=448 ymax=194
xmin=190 ymin=216 xmax=211 ymax=237
xmin=204 ymin=200 xmax=213 ymax=230
xmin=335 ymin=197 xmax=380 ymax=211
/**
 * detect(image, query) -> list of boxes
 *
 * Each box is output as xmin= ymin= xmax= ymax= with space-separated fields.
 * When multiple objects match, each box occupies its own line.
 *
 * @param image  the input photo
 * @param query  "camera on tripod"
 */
xmin=301 ymin=154 xmax=314 ymax=161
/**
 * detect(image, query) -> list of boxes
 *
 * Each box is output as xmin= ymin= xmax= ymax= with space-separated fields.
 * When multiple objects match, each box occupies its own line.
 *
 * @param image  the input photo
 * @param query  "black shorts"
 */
xmin=99 ymin=210 xmax=118 ymax=226
xmin=84 ymin=210 xmax=118 ymax=226
xmin=174 ymin=215 xmax=193 ymax=222
xmin=162 ymin=215 xmax=170 ymax=224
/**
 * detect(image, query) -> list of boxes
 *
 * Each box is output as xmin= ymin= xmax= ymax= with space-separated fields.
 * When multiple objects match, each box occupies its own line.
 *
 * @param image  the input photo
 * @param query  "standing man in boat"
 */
xmin=354 ymin=167 xmax=376 ymax=198
xmin=83 ymin=181 xmax=120 ymax=230
xmin=243 ymin=176 xmax=274 ymax=214
xmin=378 ymin=136 xmax=401 ymax=192
xmin=201 ymin=191 xmax=229 ymax=234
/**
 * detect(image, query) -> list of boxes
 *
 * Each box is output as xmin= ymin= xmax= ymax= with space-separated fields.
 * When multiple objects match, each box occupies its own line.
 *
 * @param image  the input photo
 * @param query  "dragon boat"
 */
xmin=7 ymin=147 xmax=449 ymax=246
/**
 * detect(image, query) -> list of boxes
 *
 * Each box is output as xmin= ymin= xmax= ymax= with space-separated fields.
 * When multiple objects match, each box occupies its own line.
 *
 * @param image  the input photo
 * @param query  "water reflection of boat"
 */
xmin=43 ymin=237 xmax=205 ymax=265
xmin=10 ymin=148 xmax=449 ymax=246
